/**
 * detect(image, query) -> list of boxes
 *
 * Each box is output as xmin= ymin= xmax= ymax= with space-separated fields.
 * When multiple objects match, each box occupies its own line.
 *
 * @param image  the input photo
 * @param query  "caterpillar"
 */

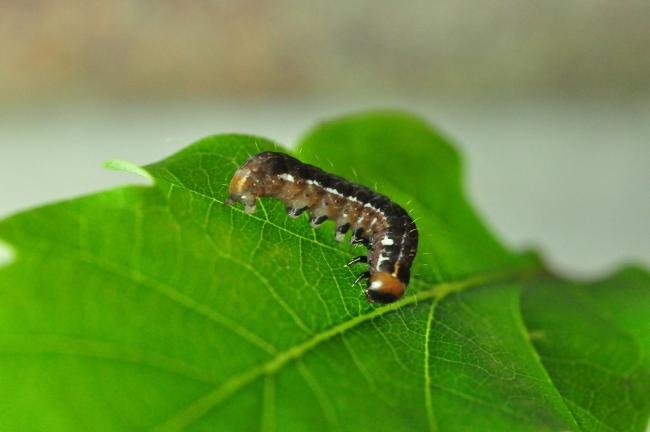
xmin=225 ymin=151 xmax=418 ymax=304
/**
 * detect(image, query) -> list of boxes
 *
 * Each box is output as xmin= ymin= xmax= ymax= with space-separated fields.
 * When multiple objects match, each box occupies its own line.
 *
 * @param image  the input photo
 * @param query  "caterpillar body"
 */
xmin=226 ymin=151 xmax=418 ymax=304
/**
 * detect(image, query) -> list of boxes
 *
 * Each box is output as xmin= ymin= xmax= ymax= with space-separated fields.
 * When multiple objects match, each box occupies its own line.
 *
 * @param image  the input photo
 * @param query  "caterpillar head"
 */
xmin=226 ymin=166 xmax=261 ymax=213
xmin=365 ymin=272 xmax=406 ymax=304
xmin=226 ymin=152 xmax=289 ymax=213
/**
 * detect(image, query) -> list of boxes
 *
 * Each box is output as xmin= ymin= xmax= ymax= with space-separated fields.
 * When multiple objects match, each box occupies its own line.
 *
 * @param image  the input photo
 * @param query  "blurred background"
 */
xmin=0 ymin=1 xmax=648 ymax=277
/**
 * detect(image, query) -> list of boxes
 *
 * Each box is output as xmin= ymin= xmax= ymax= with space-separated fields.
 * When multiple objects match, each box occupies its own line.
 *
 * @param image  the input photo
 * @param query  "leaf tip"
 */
xmin=0 ymin=238 xmax=16 ymax=268
xmin=103 ymin=159 xmax=154 ymax=183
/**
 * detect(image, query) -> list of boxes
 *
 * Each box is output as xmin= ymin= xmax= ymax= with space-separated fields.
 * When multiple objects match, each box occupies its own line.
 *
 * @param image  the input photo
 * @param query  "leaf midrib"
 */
xmin=156 ymin=266 xmax=540 ymax=431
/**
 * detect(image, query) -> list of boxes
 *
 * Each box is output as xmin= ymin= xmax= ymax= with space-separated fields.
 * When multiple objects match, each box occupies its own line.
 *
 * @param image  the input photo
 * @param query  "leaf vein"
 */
xmin=423 ymin=300 xmax=438 ymax=432
xmin=297 ymin=360 xmax=341 ymax=432
xmin=156 ymin=267 xmax=537 ymax=430
xmin=0 ymin=334 xmax=217 ymax=385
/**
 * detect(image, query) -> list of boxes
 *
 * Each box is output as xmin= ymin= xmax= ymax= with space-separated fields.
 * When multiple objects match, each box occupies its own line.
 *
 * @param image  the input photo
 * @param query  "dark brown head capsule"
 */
xmin=226 ymin=151 xmax=418 ymax=304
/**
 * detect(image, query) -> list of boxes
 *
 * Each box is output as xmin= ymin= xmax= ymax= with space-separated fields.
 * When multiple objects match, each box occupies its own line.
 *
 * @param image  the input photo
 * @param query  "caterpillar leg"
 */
xmin=225 ymin=193 xmax=257 ymax=214
xmin=335 ymin=223 xmax=351 ymax=242
xmin=309 ymin=215 xmax=328 ymax=228
xmin=353 ymin=271 xmax=371 ymax=285
xmin=287 ymin=206 xmax=308 ymax=218
xmin=350 ymin=228 xmax=369 ymax=246
xmin=346 ymin=256 xmax=368 ymax=267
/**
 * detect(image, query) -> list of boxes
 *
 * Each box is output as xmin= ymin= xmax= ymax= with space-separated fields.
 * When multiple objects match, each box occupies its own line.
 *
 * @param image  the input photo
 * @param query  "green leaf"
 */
xmin=522 ymin=267 xmax=650 ymax=432
xmin=0 ymin=112 xmax=648 ymax=431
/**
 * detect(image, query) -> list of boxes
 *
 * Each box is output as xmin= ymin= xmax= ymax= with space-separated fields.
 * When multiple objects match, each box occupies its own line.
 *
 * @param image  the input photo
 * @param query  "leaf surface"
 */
xmin=0 ymin=112 xmax=648 ymax=431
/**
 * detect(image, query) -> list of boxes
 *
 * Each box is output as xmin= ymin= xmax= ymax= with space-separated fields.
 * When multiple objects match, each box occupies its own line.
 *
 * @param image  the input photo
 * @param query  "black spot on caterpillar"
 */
xmin=226 ymin=151 xmax=418 ymax=304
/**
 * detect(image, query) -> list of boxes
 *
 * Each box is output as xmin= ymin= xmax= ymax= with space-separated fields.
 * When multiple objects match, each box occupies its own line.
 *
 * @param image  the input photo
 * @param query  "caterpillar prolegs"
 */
xmin=226 ymin=151 xmax=418 ymax=304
